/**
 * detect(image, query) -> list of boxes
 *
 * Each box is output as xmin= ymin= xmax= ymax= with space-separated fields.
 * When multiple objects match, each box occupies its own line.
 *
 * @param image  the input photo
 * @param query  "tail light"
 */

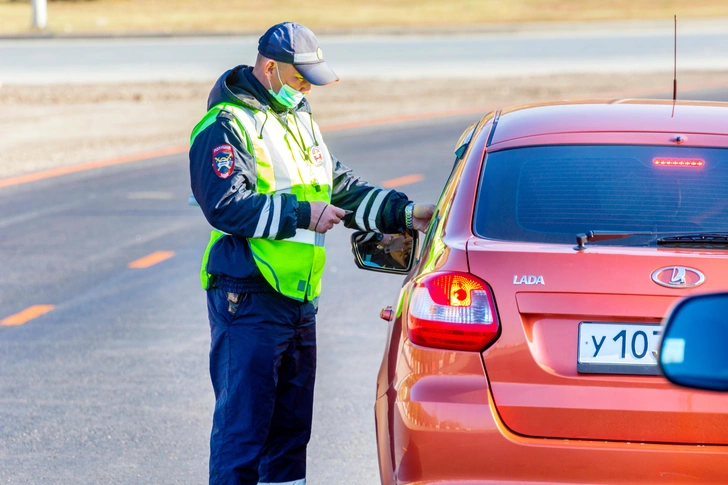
xmin=407 ymin=272 xmax=499 ymax=351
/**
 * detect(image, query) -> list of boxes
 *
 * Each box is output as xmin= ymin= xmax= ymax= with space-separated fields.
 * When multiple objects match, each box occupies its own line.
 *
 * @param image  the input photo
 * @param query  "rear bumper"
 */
xmin=377 ymin=361 xmax=728 ymax=484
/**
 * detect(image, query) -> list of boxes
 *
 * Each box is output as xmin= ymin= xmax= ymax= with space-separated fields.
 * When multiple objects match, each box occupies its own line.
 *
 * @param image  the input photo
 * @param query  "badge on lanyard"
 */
xmin=309 ymin=145 xmax=325 ymax=167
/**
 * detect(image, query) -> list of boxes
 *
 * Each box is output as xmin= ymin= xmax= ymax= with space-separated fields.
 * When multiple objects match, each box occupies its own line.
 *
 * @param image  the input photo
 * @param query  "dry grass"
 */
xmin=1 ymin=0 xmax=728 ymax=35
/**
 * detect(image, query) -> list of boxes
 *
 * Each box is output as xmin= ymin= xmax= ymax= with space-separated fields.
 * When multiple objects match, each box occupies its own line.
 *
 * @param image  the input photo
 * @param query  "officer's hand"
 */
xmin=412 ymin=203 xmax=435 ymax=233
xmin=309 ymin=202 xmax=347 ymax=233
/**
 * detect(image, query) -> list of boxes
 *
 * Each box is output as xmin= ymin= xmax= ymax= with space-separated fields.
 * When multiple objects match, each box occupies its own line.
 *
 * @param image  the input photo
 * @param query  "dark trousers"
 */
xmin=207 ymin=288 xmax=317 ymax=485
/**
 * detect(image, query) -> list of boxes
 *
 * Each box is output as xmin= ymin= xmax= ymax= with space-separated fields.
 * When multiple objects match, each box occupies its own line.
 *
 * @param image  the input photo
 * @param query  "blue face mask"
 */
xmin=268 ymin=64 xmax=305 ymax=109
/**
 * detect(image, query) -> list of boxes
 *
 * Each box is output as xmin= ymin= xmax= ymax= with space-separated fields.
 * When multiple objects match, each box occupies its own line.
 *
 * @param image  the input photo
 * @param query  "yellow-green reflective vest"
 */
xmin=190 ymin=102 xmax=333 ymax=301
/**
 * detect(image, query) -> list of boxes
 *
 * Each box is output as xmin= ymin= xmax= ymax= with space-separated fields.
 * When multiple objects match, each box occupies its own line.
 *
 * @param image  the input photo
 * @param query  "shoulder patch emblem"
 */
xmin=212 ymin=144 xmax=235 ymax=179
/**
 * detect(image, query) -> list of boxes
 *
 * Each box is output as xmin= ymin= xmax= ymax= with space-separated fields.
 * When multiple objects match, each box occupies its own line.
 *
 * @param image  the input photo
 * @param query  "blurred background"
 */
xmin=2 ymin=0 xmax=728 ymax=178
xmin=3 ymin=0 xmax=728 ymax=34
xmin=2 ymin=2 xmax=728 ymax=484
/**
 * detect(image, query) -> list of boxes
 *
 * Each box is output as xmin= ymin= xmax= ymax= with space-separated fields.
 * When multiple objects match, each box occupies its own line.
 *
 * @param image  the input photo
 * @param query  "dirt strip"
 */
xmin=1 ymin=70 xmax=728 ymax=179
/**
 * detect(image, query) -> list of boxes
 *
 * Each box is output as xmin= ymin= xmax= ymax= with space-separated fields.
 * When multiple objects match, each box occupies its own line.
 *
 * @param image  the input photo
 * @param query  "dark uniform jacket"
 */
xmin=189 ymin=65 xmax=411 ymax=291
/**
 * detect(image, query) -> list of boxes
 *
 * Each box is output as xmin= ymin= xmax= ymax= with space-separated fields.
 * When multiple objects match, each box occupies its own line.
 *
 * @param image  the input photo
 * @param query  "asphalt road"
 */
xmin=0 ymin=114 xmax=472 ymax=484
xmin=2 ymin=84 xmax=727 ymax=484
xmin=3 ymin=19 xmax=728 ymax=84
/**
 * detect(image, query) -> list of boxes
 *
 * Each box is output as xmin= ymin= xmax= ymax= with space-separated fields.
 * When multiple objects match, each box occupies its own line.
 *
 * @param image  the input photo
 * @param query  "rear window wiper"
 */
xmin=657 ymin=233 xmax=728 ymax=248
xmin=575 ymin=231 xmax=656 ymax=251
xmin=575 ymin=231 xmax=728 ymax=250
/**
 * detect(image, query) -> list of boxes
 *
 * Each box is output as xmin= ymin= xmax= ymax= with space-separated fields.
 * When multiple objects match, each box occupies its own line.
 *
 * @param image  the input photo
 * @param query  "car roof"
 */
xmin=487 ymin=99 xmax=728 ymax=149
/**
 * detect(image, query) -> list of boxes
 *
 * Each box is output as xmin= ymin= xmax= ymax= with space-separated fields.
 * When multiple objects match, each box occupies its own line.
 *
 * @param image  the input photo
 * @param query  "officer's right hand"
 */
xmin=309 ymin=202 xmax=347 ymax=233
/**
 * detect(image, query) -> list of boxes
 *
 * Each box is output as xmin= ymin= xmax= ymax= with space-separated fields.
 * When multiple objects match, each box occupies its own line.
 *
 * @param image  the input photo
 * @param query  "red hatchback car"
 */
xmin=354 ymin=99 xmax=728 ymax=484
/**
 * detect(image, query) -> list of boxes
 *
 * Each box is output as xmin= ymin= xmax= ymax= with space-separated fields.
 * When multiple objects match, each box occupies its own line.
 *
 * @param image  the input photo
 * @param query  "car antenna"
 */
xmin=672 ymin=14 xmax=677 ymax=118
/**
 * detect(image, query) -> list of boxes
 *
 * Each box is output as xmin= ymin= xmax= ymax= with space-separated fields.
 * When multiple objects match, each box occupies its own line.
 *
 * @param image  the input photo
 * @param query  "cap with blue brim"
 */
xmin=258 ymin=22 xmax=339 ymax=86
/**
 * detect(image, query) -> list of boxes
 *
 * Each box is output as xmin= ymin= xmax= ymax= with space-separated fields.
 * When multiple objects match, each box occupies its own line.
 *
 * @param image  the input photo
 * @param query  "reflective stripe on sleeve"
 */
xmin=267 ymin=195 xmax=282 ymax=239
xmin=354 ymin=232 xmax=377 ymax=243
xmin=367 ymin=189 xmax=391 ymax=233
xmin=258 ymin=479 xmax=306 ymax=485
xmin=253 ymin=195 xmax=271 ymax=239
xmin=355 ymin=188 xmax=378 ymax=231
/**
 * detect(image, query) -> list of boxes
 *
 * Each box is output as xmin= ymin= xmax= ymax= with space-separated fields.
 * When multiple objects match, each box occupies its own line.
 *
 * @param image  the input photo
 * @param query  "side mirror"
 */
xmin=350 ymin=230 xmax=418 ymax=275
xmin=659 ymin=292 xmax=728 ymax=392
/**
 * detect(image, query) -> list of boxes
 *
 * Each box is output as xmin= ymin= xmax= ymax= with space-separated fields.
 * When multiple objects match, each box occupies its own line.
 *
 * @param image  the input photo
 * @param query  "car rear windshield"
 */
xmin=474 ymin=145 xmax=728 ymax=244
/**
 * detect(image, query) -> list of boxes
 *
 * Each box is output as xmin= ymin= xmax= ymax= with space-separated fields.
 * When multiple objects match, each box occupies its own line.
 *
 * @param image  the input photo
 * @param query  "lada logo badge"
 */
xmin=651 ymin=266 xmax=705 ymax=288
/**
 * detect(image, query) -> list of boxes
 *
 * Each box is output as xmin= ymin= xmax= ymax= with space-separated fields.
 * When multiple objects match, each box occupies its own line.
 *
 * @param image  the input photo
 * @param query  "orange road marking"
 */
xmin=381 ymin=174 xmax=425 ymax=188
xmin=1 ymin=305 xmax=55 ymax=326
xmin=0 ymin=145 xmax=187 ymax=190
xmin=128 ymin=251 xmax=175 ymax=269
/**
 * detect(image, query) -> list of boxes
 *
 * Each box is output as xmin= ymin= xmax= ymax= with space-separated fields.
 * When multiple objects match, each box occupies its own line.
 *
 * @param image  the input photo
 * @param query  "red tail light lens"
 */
xmin=407 ymin=272 xmax=499 ymax=351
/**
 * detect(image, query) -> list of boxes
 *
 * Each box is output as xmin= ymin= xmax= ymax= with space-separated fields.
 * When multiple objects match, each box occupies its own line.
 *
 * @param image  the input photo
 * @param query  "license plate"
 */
xmin=578 ymin=322 xmax=662 ymax=375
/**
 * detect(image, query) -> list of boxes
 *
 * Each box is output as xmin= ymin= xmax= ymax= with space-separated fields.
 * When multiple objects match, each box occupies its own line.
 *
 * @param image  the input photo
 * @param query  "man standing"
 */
xmin=189 ymin=22 xmax=434 ymax=485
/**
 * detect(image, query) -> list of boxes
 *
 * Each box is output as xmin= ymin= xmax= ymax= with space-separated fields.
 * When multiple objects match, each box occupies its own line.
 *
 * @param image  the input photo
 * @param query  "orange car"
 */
xmin=359 ymin=100 xmax=728 ymax=484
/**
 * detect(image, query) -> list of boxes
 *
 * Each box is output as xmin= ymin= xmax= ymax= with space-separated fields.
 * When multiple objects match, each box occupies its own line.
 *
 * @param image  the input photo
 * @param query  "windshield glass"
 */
xmin=474 ymin=145 xmax=728 ymax=245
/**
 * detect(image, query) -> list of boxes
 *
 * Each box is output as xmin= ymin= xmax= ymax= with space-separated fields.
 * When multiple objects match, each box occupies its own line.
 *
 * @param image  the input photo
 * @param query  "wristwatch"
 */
xmin=404 ymin=202 xmax=415 ymax=230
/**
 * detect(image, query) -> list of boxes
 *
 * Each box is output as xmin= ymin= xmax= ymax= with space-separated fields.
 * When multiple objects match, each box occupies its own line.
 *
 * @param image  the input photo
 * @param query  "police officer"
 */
xmin=189 ymin=22 xmax=434 ymax=485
